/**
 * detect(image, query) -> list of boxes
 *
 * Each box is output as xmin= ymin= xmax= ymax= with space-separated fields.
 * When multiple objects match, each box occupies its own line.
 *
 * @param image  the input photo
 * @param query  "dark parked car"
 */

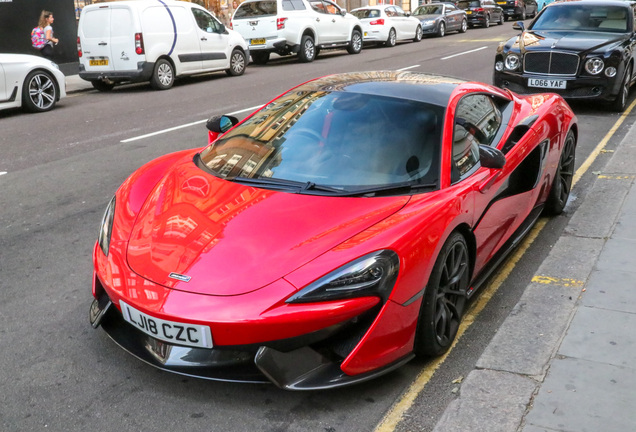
xmin=493 ymin=0 xmax=636 ymax=111
xmin=496 ymin=0 xmax=538 ymax=20
xmin=458 ymin=0 xmax=504 ymax=28
xmin=413 ymin=2 xmax=468 ymax=36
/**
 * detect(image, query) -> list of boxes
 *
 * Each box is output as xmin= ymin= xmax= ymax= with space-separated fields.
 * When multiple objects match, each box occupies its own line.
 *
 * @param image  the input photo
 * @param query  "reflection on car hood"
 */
xmin=517 ymin=30 xmax=627 ymax=53
xmin=126 ymin=159 xmax=410 ymax=296
xmin=415 ymin=14 xmax=441 ymax=20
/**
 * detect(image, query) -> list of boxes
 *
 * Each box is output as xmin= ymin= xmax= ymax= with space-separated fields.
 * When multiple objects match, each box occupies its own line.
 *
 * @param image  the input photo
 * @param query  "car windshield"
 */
xmin=198 ymin=91 xmax=443 ymax=193
xmin=352 ymin=9 xmax=381 ymax=18
xmin=413 ymin=5 xmax=443 ymax=15
xmin=233 ymin=0 xmax=277 ymax=18
xmin=531 ymin=5 xmax=630 ymax=32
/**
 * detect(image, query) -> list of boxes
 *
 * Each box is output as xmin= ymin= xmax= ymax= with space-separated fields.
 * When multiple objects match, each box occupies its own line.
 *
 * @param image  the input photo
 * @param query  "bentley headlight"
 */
xmin=585 ymin=57 xmax=604 ymax=75
xmin=286 ymin=250 xmax=399 ymax=304
xmin=98 ymin=196 xmax=116 ymax=257
xmin=495 ymin=61 xmax=504 ymax=72
xmin=504 ymin=53 xmax=521 ymax=71
xmin=423 ymin=20 xmax=435 ymax=25
xmin=605 ymin=66 xmax=617 ymax=78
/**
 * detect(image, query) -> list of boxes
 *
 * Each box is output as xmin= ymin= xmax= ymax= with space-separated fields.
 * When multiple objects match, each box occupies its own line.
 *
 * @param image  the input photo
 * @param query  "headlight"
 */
xmin=585 ymin=57 xmax=604 ymax=75
xmin=286 ymin=250 xmax=399 ymax=304
xmin=98 ymin=196 xmax=116 ymax=257
xmin=495 ymin=61 xmax=504 ymax=72
xmin=605 ymin=66 xmax=617 ymax=78
xmin=423 ymin=20 xmax=435 ymax=25
xmin=504 ymin=54 xmax=521 ymax=71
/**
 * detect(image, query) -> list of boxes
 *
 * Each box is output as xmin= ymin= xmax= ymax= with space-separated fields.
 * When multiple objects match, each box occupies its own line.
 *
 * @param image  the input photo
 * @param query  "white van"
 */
xmin=77 ymin=0 xmax=249 ymax=91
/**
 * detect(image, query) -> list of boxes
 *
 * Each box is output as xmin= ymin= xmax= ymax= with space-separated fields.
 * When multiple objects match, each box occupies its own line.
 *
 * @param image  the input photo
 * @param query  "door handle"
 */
xmin=201 ymin=37 xmax=207 ymax=41
xmin=316 ymin=17 xmax=320 ymax=22
xmin=98 ymin=42 xmax=107 ymax=46
xmin=332 ymin=19 xmax=336 ymax=22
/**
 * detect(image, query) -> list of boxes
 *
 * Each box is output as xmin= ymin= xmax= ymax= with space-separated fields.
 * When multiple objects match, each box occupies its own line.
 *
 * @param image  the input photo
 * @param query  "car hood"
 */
xmin=415 ymin=14 xmax=441 ymax=21
xmin=513 ymin=30 xmax=628 ymax=54
xmin=126 ymin=160 xmax=410 ymax=296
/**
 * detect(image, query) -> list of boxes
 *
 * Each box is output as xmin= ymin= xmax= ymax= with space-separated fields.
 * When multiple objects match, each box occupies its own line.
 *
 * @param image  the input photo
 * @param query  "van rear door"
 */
xmin=79 ymin=6 xmax=115 ymax=72
xmin=232 ymin=1 xmax=278 ymax=47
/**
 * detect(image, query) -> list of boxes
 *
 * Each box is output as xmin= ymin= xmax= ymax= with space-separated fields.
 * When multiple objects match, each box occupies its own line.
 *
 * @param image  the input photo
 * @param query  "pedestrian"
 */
xmin=38 ymin=10 xmax=59 ymax=60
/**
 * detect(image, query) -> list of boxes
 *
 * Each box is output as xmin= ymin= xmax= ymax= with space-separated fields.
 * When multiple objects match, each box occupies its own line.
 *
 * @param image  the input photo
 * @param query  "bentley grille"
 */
xmin=524 ymin=52 xmax=580 ymax=76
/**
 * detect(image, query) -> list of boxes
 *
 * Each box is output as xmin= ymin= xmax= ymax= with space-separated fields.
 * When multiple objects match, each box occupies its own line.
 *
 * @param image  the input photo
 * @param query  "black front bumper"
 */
xmin=89 ymin=290 xmax=413 ymax=390
xmin=494 ymin=70 xmax=622 ymax=102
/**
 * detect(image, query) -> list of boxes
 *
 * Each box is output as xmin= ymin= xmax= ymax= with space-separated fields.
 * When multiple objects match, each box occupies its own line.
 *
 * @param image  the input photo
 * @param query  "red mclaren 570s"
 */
xmin=90 ymin=71 xmax=577 ymax=390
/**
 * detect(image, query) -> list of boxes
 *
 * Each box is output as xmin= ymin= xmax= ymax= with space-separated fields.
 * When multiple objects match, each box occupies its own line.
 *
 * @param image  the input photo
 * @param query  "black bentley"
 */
xmin=493 ymin=0 xmax=636 ymax=111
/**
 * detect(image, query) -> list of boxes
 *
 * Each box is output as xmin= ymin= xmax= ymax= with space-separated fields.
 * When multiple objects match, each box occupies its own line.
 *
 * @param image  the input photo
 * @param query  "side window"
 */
xmin=192 ymin=8 xmax=221 ymax=33
xmin=323 ymin=0 xmax=340 ymax=15
xmin=386 ymin=7 xmax=397 ymax=17
xmin=310 ymin=0 xmax=328 ymax=14
xmin=395 ymin=6 xmax=406 ymax=17
xmin=282 ymin=0 xmax=307 ymax=10
xmin=452 ymin=94 xmax=502 ymax=182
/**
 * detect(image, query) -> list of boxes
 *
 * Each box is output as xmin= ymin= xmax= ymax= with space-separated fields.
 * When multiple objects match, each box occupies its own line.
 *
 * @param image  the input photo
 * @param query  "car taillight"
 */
xmin=277 ymin=17 xmax=287 ymax=30
xmin=474 ymin=7 xmax=484 ymax=12
xmin=514 ymin=0 xmax=518 ymax=5
xmin=77 ymin=36 xmax=82 ymax=58
xmin=369 ymin=18 xmax=385 ymax=25
xmin=135 ymin=32 xmax=144 ymax=55
xmin=229 ymin=21 xmax=233 ymax=29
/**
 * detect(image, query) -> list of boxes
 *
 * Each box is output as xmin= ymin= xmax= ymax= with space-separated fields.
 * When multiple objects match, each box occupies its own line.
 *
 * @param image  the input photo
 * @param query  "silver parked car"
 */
xmin=413 ymin=2 xmax=468 ymax=37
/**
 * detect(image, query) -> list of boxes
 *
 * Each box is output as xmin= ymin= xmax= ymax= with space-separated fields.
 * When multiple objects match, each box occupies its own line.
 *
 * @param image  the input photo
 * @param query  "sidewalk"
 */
xmin=432 ymin=119 xmax=636 ymax=431
xmin=65 ymin=73 xmax=92 ymax=93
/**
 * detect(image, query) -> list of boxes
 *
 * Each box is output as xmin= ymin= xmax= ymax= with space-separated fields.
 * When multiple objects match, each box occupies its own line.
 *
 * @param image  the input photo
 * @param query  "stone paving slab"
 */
xmin=524 ymin=357 xmax=636 ymax=432
xmin=594 ymin=237 xmax=636 ymax=272
xmin=581 ymin=269 xmax=636 ymax=314
xmin=612 ymin=185 xmax=636 ymax=241
xmin=558 ymin=306 xmax=636 ymax=369
xmin=432 ymin=370 xmax=536 ymax=432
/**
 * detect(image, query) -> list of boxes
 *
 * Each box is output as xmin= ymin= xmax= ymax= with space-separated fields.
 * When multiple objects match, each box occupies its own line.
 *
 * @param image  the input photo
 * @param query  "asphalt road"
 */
xmin=1 ymin=23 xmax=634 ymax=432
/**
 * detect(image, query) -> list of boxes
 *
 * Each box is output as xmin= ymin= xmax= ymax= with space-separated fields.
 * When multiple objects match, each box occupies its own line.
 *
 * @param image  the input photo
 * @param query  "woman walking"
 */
xmin=38 ymin=10 xmax=59 ymax=60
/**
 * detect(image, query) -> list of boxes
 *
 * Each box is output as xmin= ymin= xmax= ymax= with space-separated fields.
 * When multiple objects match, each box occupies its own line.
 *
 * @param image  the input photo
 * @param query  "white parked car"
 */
xmin=351 ymin=5 xmax=423 ymax=47
xmin=77 ymin=0 xmax=249 ymax=91
xmin=0 ymin=54 xmax=66 ymax=113
xmin=231 ymin=0 xmax=363 ymax=64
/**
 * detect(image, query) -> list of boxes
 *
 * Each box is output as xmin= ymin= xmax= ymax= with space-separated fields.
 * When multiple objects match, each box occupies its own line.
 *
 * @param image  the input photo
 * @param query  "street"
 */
xmin=1 ymin=22 xmax=635 ymax=432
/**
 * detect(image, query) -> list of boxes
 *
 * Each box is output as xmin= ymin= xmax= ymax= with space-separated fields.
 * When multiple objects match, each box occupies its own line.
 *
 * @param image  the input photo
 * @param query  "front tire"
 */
xmin=22 ymin=70 xmax=58 ymax=113
xmin=298 ymin=34 xmax=316 ymax=62
xmin=610 ymin=65 xmax=632 ymax=112
xmin=437 ymin=21 xmax=446 ymax=37
xmin=544 ymin=130 xmax=576 ymax=215
xmin=414 ymin=25 xmax=423 ymax=42
xmin=460 ymin=19 xmax=468 ymax=33
xmin=414 ymin=232 xmax=470 ymax=357
xmin=385 ymin=28 xmax=397 ymax=47
xmin=150 ymin=58 xmax=174 ymax=90
xmin=91 ymin=79 xmax=115 ymax=92
xmin=347 ymin=29 xmax=363 ymax=54
xmin=251 ymin=51 xmax=270 ymax=65
xmin=226 ymin=49 xmax=246 ymax=76
xmin=483 ymin=14 xmax=490 ymax=28
xmin=498 ymin=13 xmax=504 ymax=25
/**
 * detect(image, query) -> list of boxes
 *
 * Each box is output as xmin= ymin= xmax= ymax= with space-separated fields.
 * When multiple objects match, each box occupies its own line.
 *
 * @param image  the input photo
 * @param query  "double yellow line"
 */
xmin=375 ymin=98 xmax=636 ymax=432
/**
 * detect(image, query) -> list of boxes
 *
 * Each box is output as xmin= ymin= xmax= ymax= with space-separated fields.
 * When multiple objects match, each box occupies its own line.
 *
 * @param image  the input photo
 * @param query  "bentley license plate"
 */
xmin=89 ymin=59 xmax=109 ymax=66
xmin=250 ymin=38 xmax=266 ymax=45
xmin=120 ymin=300 xmax=213 ymax=349
xmin=528 ymin=78 xmax=566 ymax=89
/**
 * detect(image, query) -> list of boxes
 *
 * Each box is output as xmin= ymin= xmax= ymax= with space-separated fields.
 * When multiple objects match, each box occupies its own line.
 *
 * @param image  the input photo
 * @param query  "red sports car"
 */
xmin=90 ymin=71 xmax=577 ymax=390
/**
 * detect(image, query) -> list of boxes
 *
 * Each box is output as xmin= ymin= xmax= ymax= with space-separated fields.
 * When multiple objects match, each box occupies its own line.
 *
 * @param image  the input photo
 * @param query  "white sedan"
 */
xmin=0 ymin=54 xmax=66 ymax=113
xmin=351 ymin=5 xmax=423 ymax=47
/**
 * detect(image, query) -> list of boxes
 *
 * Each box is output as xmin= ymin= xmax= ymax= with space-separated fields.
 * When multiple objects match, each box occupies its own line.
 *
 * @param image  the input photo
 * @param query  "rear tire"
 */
xmin=226 ymin=49 xmax=246 ymax=76
xmin=414 ymin=232 xmax=470 ymax=357
xmin=385 ymin=28 xmax=397 ymax=47
xmin=484 ymin=15 xmax=490 ymax=28
xmin=22 ymin=70 xmax=58 ymax=113
xmin=347 ymin=29 xmax=363 ymax=54
xmin=498 ymin=13 xmax=504 ymax=25
xmin=91 ymin=79 xmax=115 ymax=92
xmin=544 ymin=130 xmax=576 ymax=215
xmin=251 ymin=51 xmax=270 ymax=65
xmin=414 ymin=25 xmax=423 ymax=42
xmin=150 ymin=58 xmax=174 ymax=90
xmin=298 ymin=34 xmax=316 ymax=62
xmin=438 ymin=22 xmax=446 ymax=37
xmin=460 ymin=19 xmax=468 ymax=33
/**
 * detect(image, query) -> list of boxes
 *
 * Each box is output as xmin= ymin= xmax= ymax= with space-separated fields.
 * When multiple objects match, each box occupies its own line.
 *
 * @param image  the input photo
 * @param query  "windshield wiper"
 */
xmin=229 ymin=177 xmax=344 ymax=194
xmin=341 ymin=182 xmax=438 ymax=197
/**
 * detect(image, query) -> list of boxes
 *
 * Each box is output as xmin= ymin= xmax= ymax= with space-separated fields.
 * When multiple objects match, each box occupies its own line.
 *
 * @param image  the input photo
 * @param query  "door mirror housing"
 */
xmin=206 ymin=115 xmax=239 ymax=143
xmin=479 ymin=144 xmax=506 ymax=169
xmin=512 ymin=21 xmax=525 ymax=31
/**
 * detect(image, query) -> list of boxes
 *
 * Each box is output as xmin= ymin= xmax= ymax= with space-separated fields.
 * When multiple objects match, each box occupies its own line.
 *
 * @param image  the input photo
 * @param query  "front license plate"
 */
xmin=528 ymin=78 xmax=567 ymax=89
xmin=250 ymin=38 xmax=266 ymax=45
xmin=466 ymin=10 xmax=472 ymax=14
xmin=120 ymin=300 xmax=213 ymax=349
xmin=89 ymin=59 xmax=109 ymax=66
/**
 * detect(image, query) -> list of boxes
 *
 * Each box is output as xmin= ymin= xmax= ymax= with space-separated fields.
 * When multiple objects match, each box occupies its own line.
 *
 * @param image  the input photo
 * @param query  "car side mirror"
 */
xmin=340 ymin=9 xmax=347 ymax=16
xmin=479 ymin=144 xmax=506 ymax=169
xmin=512 ymin=21 xmax=525 ymax=31
xmin=206 ymin=114 xmax=239 ymax=143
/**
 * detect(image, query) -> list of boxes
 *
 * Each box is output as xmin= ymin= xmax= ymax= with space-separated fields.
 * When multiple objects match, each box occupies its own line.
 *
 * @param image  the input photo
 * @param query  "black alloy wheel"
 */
xmin=414 ymin=232 xmax=470 ymax=357
xmin=298 ymin=34 xmax=316 ymax=62
xmin=22 ymin=70 xmax=58 ymax=112
xmin=611 ymin=65 xmax=632 ymax=112
xmin=544 ymin=130 xmax=576 ymax=215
